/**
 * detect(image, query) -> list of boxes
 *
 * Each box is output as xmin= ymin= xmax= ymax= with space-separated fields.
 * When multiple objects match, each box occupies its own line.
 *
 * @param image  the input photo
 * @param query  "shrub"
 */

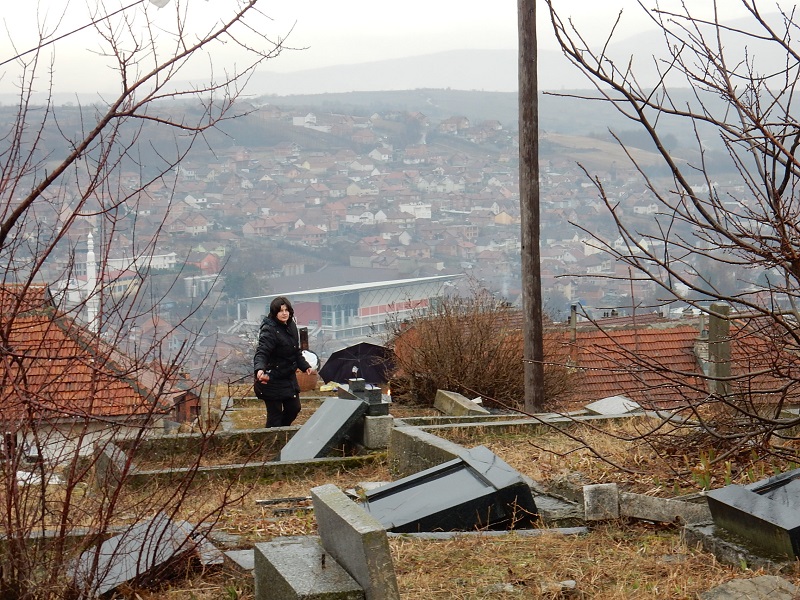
xmin=387 ymin=287 xmax=572 ymax=411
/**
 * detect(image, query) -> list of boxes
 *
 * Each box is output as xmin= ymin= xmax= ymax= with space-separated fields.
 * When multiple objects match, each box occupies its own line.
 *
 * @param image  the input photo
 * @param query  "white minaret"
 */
xmin=86 ymin=233 xmax=99 ymax=333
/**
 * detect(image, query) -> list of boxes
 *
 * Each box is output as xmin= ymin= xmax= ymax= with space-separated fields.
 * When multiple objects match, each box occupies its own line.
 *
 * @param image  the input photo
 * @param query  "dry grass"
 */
xmin=390 ymin=524 xmax=757 ymax=599
xmin=439 ymin=416 xmax=797 ymax=496
xmin=226 ymin=395 xmax=440 ymax=431
xmin=131 ymin=522 xmax=799 ymax=600
xmin=102 ymin=407 xmax=800 ymax=599
xmin=226 ymin=395 xmax=323 ymax=430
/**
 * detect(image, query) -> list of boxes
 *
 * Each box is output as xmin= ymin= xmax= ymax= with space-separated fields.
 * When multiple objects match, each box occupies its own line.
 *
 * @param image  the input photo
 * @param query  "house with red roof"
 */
xmin=0 ymin=285 xmax=198 ymax=462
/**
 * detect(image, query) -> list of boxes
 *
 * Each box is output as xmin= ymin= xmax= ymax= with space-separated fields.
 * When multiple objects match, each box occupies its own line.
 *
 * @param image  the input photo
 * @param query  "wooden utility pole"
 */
xmin=518 ymin=0 xmax=545 ymax=411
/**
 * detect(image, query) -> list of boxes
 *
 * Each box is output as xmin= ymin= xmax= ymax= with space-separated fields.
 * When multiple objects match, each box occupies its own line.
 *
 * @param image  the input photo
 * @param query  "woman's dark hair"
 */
xmin=269 ymin=296 xmax=294 ymax=319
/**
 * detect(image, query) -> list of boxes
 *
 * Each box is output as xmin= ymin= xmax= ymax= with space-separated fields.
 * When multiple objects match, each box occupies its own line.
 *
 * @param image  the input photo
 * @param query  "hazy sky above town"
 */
xmin=0 ymin=0 xmax=760 ymax=95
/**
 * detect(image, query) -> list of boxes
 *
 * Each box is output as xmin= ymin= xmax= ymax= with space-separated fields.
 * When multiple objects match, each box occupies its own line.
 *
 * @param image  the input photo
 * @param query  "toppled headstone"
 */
xmin=434 ymin=389 xmax=490 ymax=416
xmin=94 ymin=441 xmax=135 ymax=490
xmin=707 ymin=468 xmax=800 ymax=558
xmin=279 ymin=397 xmax=367 ymax=460
xmin=683 ymin=523 xmax=788 ymax=572
xmin=70 ymin=513 xmax=221 ymax=597
xmin=362 ymin=445 xmax=537 ymax=533
xmin=619 ymin=491 xmax=710 ymax=524
xmin=224 ymin=549 xmax=255 ymax=574
xmin=578 ymin=481 xmax=713 ymax=524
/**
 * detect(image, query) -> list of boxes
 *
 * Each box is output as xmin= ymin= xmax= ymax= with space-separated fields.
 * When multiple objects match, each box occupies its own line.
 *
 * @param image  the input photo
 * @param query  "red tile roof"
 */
xmin=1 ymin=285 xmax=174 ymax=424
xmin=552 ymin=323 xmax=704 ymax=409
xmin=552 ymin=316 xmax=800 ymax=410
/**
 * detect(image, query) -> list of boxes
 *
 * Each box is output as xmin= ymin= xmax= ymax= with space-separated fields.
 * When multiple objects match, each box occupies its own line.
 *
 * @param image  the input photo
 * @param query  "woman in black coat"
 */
xmin=253 ymin=296 xmax=315 ymax=427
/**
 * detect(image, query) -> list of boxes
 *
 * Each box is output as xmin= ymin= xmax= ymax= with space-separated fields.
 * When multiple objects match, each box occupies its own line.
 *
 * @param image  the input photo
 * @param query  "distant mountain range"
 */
xmin=9 ymin=10 xmax=769 ymax=101
xmin=246 ymin=48 xmax=582 ymax=96
xmin=0 ymin=47 xmax=585 ymax=107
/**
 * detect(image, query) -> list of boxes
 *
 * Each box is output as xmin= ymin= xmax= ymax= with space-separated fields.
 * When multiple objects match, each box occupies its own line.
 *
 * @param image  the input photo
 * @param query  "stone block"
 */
xmin=619 ymin=492 xmax=710 ymax=524
xmin=349 ymin=379 xmax=366 ymax=393
xmin=583 ymin=483 xmax=619 ymax=521
xmin=311 ymin=484 xmax=400 ymax=600
xmin=388 ymin=426 xmax=463 ymax=478
xmin=700 ymin=575 xmax=798 ymax=599
xmin=360 ymin=415 xmax=393 ymax=450
xmin=434 ymin=389 xmax=490 ymax=416
xmin=365 ymin=388 xmax=382 ymax=403
xmin=366 ymin=401 xmax=390 ymax=417
xmin=254 ymin=536 xmax=363 ymax=600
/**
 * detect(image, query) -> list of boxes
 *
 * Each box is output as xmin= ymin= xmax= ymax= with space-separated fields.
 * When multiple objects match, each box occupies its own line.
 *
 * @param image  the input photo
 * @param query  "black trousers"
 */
xmin=264 ymin=394 xmax=301 ymax=428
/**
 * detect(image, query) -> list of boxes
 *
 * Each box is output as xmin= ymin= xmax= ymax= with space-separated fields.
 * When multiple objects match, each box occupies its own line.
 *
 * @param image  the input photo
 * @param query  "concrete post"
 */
xmin=708 ymin=303 xmax=731 ymax=397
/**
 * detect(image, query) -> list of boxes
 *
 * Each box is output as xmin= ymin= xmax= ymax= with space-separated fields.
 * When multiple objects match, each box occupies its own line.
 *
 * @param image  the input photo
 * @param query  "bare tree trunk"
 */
xmin=518 ymin=0 xmax=545 ymax=411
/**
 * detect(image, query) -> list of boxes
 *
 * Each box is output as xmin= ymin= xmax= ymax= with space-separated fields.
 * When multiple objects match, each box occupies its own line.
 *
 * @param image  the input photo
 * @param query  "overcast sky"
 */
xmin=259 ymin=0 xmax=758 ymax=72
xmin=0 ymin=0 xmax=758 ymax=96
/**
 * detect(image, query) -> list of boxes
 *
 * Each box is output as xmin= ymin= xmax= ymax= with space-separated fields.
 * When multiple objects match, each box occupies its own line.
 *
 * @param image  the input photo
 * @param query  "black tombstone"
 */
xmin=361 ymin=445 xmax=537 ymax=533
xmin=706 ymin=468 xmax=800 ymax=558
xmin=279 ymin=397 xmax=367 ymax=461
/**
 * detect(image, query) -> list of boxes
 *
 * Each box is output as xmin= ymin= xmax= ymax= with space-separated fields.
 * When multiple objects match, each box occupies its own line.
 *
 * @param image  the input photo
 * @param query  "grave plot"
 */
xmin=361 ymin=445 xmax=537 ymax=533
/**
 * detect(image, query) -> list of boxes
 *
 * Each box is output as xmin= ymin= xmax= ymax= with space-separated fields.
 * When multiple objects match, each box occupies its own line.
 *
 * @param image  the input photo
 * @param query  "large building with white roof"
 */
xmin=238 ymin=274 xmax=461 ymax=342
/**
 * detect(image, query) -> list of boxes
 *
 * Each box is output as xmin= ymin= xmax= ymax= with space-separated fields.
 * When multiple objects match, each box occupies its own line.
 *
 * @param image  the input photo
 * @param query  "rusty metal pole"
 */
xmin=518 ymin=0 xmax=545 ymax=411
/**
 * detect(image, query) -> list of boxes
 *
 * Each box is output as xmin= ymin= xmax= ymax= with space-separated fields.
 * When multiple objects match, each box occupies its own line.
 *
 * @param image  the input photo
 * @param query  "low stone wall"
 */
xmin=117 ymin=427 xmax=296 ymax=462
xmin=388 ymin=426 xmax=464 ymax=478
xmin=407 ymin=413 xmax=647 ymax=444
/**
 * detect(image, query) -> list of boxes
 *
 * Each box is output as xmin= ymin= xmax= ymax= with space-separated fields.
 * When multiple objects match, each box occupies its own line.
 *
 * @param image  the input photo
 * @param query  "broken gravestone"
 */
xmin=312 ymin=483 xmax=400 ymax=600
xmin=253 ymin=536 xmax=363 ymax=600
xmin=70 ymin=513 xmax=221 ymax=596
xmin=361 ymin=445 xmax=537 ymax=533
xmin=583 ymin=483 xmax=620 ymax=521
xmin=706 ymin=468 xmax=800 ymax=558
xmin=94 ymin=441 xmax=135 ymax=490
xmin=279 ymin=397 xmax=367 ymax=461
xmin=433 ymin=389 xmax=490 ymax=416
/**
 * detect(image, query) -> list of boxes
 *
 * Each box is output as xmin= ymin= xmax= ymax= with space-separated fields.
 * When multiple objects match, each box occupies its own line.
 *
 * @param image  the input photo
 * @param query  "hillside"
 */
xmin=256 ymin=88 xmax=521 ymax=127
xmin=542 ymin=132 xmax=667 ymax=171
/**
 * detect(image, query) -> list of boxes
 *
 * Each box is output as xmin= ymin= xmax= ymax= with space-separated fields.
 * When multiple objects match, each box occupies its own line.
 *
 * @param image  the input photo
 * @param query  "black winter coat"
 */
xmin=253 ymin=316 xmax=311 ymax=401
